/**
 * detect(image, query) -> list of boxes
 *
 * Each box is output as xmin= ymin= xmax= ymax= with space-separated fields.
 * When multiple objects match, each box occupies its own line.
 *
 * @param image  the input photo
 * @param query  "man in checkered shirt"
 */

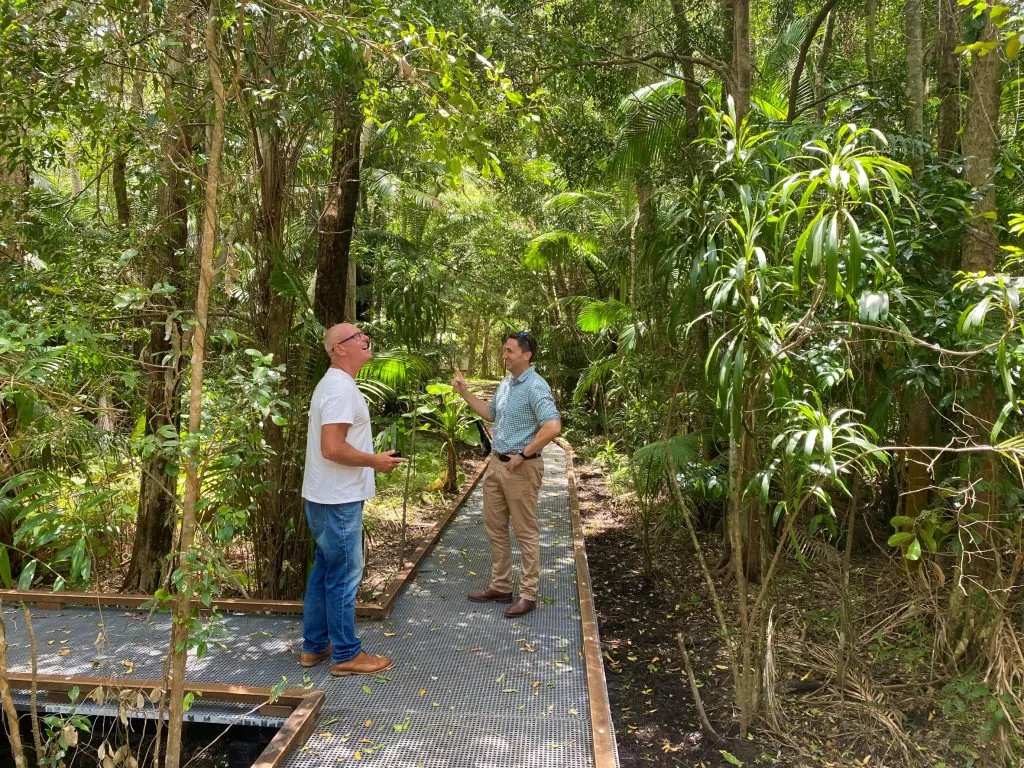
xmin=453 ymin=331 xmax=562 ymax=617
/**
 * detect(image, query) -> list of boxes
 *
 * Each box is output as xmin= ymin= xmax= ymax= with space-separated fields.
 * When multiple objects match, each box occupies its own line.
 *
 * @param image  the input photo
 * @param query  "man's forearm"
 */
xmin=523 ymin=420 xmax=561 ymax=455
xmin=323 ymin=441 xmax=377 ymax=468
xmin=460 ymin=391 xmax=492 ymax=422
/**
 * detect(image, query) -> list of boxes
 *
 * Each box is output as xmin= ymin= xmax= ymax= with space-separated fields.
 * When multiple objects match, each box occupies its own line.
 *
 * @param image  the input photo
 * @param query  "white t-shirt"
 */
xmin=301 ymin=368 xmax=376 ymax=504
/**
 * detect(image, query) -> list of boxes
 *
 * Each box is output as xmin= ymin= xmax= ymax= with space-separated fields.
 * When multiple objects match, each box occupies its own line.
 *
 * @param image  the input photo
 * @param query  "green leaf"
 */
xmin=720 ymin=750 xmax=744 ymax=767
xmin=889 ymin=515 xmax=915 ymax=528
xmin=887 ymin=532 xmax=915 ymax=547
xmin=905 ymin=538 xmax=922 ymax=561
xmin=0 ymin=546 xmax=11 ymax=589
xmin=18 ymin=559 xmax=37 ymax=590
xmin=957 ymin=297 xmax=990 ymax=335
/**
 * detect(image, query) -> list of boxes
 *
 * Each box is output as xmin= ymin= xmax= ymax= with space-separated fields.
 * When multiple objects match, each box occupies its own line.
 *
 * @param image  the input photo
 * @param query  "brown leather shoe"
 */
xmin=504 ymin=597 xmax=536 ymax=617
xmin=298 ymin=646 xmax=332 ymax=667
xmin=330 ymin=651 xmax=393 ymax=677
xmin=467 ymin=588 xmax=513 ymax=603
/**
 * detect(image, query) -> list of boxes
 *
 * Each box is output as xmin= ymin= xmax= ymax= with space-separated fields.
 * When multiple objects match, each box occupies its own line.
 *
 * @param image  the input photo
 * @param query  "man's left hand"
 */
xmin=506 ymin=454 xmax=525 ymax=472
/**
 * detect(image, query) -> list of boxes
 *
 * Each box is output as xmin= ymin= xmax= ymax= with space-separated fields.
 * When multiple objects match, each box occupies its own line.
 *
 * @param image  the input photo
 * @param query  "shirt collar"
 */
xmin=510 ymin=366 xmax=536 ymax=384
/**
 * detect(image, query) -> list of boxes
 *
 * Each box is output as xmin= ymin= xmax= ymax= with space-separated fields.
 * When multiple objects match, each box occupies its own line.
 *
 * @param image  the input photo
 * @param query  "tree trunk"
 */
xmin=164 ymin=10 xmax=226 ymax=767
xmin=905 ymin=0 xmax=925 ymax=175
xmin=467 ymin=316 xmax=480 ymax=375
xmin=813 ymin=11 xmax=836 ymax=119
xmin=123 ymin=12 xmax=191 ymax=593
xmin=960 ymin=10 xmax=1000 ymax=273
xmin=731 ymin=0 xmax=751 ymax=121
xmin=865 ymin=0 xmax=877 ymax=84
xmin=248 ymin=59 xmax=307 ymax=599
xmin=112 ymin=150 xmax=130 ymax=226
xmin=670 ymin=0 xmax=701 ymax=141
xmin=314 ymin=77 xmax=363 ymax=327
xmin=936 ymin=0 xmax=962 ymax=160
xmin=903 ymin=393 xmax=932 ymax=517
xmin=950 ymin=4 xmax=1003 ymax=665
xmin=480 ymin=319 xmax=492 ymax=379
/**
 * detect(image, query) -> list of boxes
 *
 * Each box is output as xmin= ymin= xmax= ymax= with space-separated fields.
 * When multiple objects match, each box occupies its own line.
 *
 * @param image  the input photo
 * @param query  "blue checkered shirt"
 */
xmin=489 ymin=367 xmax=561 ymax=455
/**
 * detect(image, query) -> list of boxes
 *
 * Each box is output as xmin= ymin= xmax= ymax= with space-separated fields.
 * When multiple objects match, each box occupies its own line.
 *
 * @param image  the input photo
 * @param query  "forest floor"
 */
xmin=574 ymin=451 xmax=995 ymax=768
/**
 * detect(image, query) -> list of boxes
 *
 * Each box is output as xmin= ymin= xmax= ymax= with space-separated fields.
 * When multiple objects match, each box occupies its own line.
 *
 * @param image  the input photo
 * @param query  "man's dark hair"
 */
xmin=504 ymin=330 xmax=537 ymax=361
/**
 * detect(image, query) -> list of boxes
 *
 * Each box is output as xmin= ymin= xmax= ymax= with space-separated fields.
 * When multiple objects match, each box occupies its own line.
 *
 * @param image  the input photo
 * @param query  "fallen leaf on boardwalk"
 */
xmin=568 ymin=708 xmax=579 ymax=716
xmin=361 ymin=685 xmax=372 ymax=694
xmin=393 ymin=718 xmax=410 ymax=733
xmin=121 ymin=660 xmax=135 ymax=673
xmin=354 ymin=752 xmax=362 ymax=761
xmin=495 ymin=673 xmax=505 ymax=684
xmin=57 ymin=648 xmax=71 ymax=657
xmin=358 ymin=738 xmax=374 ymax=744
xmin=502 ymin=688 xmax=518 ymax=693
xmin=363 ymin=719 xmax=373 ymax=728
xmin=383 ymin=632 xmax=396 ymax=637
xmin=317 ymin=732 xmax=333 ymax=740
xmin=419 ymin=689 xmax=426 ymax=696
xmin=455 ymin=647 xmax=483 ymax=652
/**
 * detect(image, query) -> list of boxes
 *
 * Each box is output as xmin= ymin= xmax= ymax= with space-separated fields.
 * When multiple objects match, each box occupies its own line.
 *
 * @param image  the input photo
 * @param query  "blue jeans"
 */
xmin=302 ymin=500 xmax=364 ymax=663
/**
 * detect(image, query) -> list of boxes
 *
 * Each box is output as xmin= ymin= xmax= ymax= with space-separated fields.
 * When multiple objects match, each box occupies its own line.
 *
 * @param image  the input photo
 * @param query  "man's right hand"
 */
xmin=452 ymin=366 xmax=469 ymax=396
xmin=373 ymin=450 xmax=406 ymax=473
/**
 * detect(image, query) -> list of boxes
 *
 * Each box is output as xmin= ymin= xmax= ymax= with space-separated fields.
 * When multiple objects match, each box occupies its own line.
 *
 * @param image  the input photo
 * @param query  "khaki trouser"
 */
xmin=481 ymin=454 xmax=545 ymax=601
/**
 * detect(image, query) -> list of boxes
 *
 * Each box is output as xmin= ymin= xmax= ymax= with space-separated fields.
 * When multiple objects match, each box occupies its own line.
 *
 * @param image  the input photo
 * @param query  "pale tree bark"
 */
xmin=936 ymin=0 xmax=963 ymax=159
xmin=164 ymin=9 xmax=226 ymax=768
xmin=123 ymin=0 xmax=191 ymax=594
xmin=905 ymin=0 xmax=925 ymax=175
xmin=0 ymin=601 xmax=27 ymax=768
xmin=467 ymin=316 xmax=480 ymax=375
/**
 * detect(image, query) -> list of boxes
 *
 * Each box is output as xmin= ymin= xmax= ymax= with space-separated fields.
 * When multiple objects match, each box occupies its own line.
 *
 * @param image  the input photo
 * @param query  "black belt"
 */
xmin=494 ymin=451 xmax=541 ymax=462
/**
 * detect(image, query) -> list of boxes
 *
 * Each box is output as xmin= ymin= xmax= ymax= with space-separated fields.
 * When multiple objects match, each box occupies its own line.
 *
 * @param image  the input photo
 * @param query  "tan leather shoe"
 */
xmin=504 ymin=597 xmax=536 ymax=617
xmin=298 ymin=646 xmax=332 ymax=667
xmin=467 ymin=588 xmax=513 ymax=603
xmin=330 ymin=651 xmax=393 ymax=677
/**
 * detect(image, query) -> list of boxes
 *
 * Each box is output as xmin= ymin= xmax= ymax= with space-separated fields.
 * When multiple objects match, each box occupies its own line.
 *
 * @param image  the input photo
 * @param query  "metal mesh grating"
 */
xmin=1 ymin=446 xmax=617 ymax=766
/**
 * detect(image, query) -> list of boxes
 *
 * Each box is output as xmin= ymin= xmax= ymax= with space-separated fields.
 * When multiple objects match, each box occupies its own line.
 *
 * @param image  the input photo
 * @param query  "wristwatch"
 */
xmin=518 ymin=451 xmax=528 ymax=460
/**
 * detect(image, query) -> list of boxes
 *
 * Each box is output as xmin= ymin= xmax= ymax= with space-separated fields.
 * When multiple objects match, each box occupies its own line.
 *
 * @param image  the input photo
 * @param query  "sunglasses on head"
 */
xmin=515 ymin=330 xmax=530 ymax=339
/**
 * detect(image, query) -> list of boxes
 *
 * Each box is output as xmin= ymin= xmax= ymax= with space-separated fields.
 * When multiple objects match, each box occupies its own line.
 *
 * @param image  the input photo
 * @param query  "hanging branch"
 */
xmin=163 ymin=6 xmax=228 ymax=768
xmin=787 ymin=0 xmax=846 ymax=122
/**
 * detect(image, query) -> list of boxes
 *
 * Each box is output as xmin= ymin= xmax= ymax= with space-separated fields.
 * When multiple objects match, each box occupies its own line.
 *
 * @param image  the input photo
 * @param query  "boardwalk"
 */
xmin=2 ymin=444 xmax=617 ymax=767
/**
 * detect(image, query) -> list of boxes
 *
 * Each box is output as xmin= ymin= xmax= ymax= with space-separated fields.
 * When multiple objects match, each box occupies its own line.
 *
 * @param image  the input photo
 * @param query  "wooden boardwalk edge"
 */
xmin=558 ymin=439 xmax=619 ymax=768
xmin=0 ymin=456 xmax=489 ymax=620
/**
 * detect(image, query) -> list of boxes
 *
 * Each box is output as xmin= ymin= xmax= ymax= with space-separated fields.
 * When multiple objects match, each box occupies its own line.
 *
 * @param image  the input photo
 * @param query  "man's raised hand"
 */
xmin=452 ymin=366 xmax=469 ymax=396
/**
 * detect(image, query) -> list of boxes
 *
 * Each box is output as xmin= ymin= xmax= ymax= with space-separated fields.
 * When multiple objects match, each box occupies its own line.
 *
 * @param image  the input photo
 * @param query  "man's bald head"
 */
xmin=324 ymin=323 xmax=359 ymax=354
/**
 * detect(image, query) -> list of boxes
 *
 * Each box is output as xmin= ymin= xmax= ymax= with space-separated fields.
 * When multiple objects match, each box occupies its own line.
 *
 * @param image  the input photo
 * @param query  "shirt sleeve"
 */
xmin=320 ymin=385 xmax=356 ymax=426
xmin=530 ymin=381 xmax=561 ymax=426
xmin=488 ymin=384 xmax=498 ymax=421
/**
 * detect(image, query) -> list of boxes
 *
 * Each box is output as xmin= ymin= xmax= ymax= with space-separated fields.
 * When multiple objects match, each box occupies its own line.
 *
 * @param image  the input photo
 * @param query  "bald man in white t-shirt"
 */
xmin=299 ymin=322 xmax=405 ymax=677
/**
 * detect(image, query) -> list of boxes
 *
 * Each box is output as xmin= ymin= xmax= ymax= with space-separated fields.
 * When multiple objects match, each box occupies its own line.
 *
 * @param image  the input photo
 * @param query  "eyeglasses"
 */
xmin=335 ymin=331 xmax=369 ymax=347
